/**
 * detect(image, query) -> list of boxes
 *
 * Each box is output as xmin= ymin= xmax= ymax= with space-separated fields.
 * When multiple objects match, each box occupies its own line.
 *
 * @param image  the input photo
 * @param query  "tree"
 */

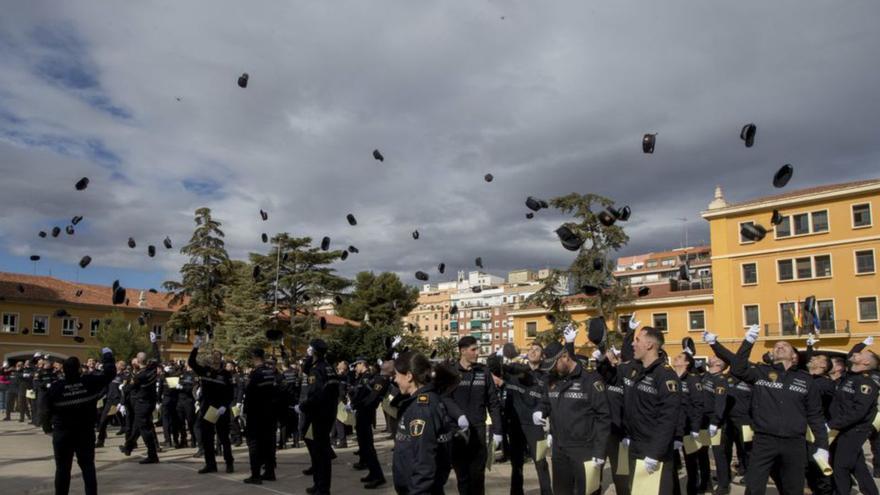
xmin=337 ymin=271 xmax=418 ymax=327
xmin=91 ymin=311 xmax=150 ymax=362
xmin=212 ymin=260 xmax=272 ymax=362
xmin=250 ymin=233 xmax=350 ymax=359
xmin=163 ymin=207 xmax=231 ymax=336
xmin=528 ymin=192 xmax=635 ymax=348
xmin=432 ymin=336 xmax=459 ymax=361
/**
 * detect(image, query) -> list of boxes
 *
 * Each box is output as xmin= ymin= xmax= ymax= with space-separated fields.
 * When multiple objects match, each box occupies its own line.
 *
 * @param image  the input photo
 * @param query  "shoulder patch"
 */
xmin=417 ymin=394 xmax=429 ymax=404
xmin=862 ymin=384 xmax=873 ymax=395
xmin=308 ymin=376 xmax=315 ymax=384
xmin=716 ymin=386 xmax=725 ymax=395
xmin=409 ymin=418 xmax=426 ymax=437
xmin=374 ymin=383 xmax=383 ymax=391
xmin=666 ymin=380 xmax=678 ymax=393
xmin=593 ymin=381 xmax=605 ymax=392
xmin=695 ymin=382 xmax=702 ymax=391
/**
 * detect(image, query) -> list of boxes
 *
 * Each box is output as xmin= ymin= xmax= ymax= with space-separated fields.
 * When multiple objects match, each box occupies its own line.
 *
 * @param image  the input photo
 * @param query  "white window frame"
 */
xmin=777 ymin=259 xmax=795 ymax=282
xmin=743 ymin=304 xmax=761 ymax=328
xmin=688 ymin=310 xmax=706 ymax=332
xmin=90 ymin=319 xmax=101 ymax=337
xmin=738 ymin=221 xmax=757 ymax=245
xmin=779 ymin=301 xmax=798 ymax=334
xmin=32 ymin=315 xmax=49 ymax=336
xmin=854 ymin=248 xmax=876 ymax=276
xmin=857 ymin=296 xmax=879 ymax=322
xmin=2 ymin=312 xmax=19 ymax=333
xmin=774 ymin=209 xmax=831 ymax=239
xmin=741 ymin=262 xmax=759 ymax=286
xmin=152 ymin=324 xmax=163 ymax=340
xmin=776 ymin=254 xmax=833 ymax=282
xmin=651 ymin=312 xmax=668 ymax=333
xmin=61 ymin=318 xmax=78 ymax=337
xmin=851 ymin=202 xmax=873 ymax=229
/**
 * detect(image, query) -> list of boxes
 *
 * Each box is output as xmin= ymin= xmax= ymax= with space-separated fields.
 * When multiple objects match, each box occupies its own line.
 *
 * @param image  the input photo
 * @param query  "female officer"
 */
xmin=392 ymin=351 xmax=454 ymax=494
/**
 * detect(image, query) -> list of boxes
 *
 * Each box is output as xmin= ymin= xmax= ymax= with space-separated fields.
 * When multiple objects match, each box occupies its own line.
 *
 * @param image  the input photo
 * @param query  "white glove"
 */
xmin=610 ymin=346 xmax=620 ymax=357
xmin=118 ymin=405 xmax=126 ymax=416
xmin=493 ymin=434 xmax=503 ymax=446
xmin=702 ymin=331 xmax=717 ymax=345
xmin=392 ymin=335 xmax=403 ymax=348
xmin=814 ymin=448 xmax=829 ymax=464
xmin=377 ymin=359 xmax=383 ymax=366
xmin=563 ymin=324 xmax=577 ymax=343
xmin=674 ymin=440 xmax=683 ymax=451
xmin=294 ymin=404 xmax=301 ymax=415
xmin=392 ymin=352 xmax=399 ymax=360
xmin=547 ymin=434 xmax=553 ymax=450
xmin=119 ymin=383 xmax=125 ymax=392
xmin=592 ymin=457 xmax=605 ymax=466
xmin=236 ymin=402 xmax=243 ymax=411
xmin=628 ymin=313 xmax=640 ymax=331
xmin=591 ymin=350 xmax=604 ymax=362
xmin=155 ymin=403 xmax=160 ymax=411
xmin=307 ymin=346 xmax=314 ymax=357
xmin=344 ymin=404 xmax=353 ymax=413
xmin=34 ymin=352 xmax=41 ymax=358
xmin=149 ymin=331 xmax=157 ymax=343
xmin=745 ymin=324 xmax=760 ymax=344
xmin=532 ymin=411 xmax=544 ymax=426
xmin=495 ymin=348 xmax=504 ymax=357
xmin=864 ymin=336 xmax=874 ymax=346
xmin=176 ymin=383 xmax=182 ymax=389
xmin=690 ymin=431 xmax=700 ymax=440
xmin=806 ymin=334 xmax=818 ymax=346
xmin=217 ymin=406 xmax=227 ymax=416
xmin=709 ymin=424 xmax=718 ymax=437
xmin=458 ymin=415 xmax=469 ymax=430
xmin=622 ymin=437 xmax=631 ymax=448
xmin=101 ymin=347 xmax=112 ymax=355
xmin=193 ymin=336 xmax=203 ymax=349
xmin=644 ymin=457 xmax=660 ymax=474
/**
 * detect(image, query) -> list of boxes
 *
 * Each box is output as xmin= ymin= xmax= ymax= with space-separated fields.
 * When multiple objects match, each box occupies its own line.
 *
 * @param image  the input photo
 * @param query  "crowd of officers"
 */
xmin=3 ymin=319 xmax=880 ymax=495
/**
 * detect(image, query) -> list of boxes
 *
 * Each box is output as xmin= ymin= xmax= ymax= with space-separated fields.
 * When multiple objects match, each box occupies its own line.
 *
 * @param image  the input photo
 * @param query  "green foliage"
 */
xmin=163 ymin=207 xmax=232 ymax=333
xmin=337 ymin=271 xmax=418 ymax=327
xmin=326 ymin=323 xmax=430 ymax=364
xmin=212 ymin=261 xmax=272 ymax=363
xmin=432 ymin=336 xmax=459 ymax=361
xmin=90 ymin=311 xmax=150 ymax=362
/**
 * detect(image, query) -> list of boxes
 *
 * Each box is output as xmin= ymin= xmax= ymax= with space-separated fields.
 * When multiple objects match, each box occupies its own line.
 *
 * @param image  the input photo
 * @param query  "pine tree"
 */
xmin=213 ymin=261 xmax=271 ymax=362
xmin=91 ymin=311 xmax=151 ymax=362
xmin=337 ymin=271 xmax=418 ymax=327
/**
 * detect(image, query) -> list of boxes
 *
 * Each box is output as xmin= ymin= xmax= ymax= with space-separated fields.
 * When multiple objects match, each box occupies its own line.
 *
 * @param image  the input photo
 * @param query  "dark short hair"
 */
xmin=866 ymin=351 xmax=880 ymax=371
xmin=394 ymin=351 xmax=433 ymax=386
xmin=458 ymin=336 xmax=478 ymax=349
xmin=640 ymin=326 xmax=665 ymax=347
xmin=529 ymin=342 xmax=544 ymax=351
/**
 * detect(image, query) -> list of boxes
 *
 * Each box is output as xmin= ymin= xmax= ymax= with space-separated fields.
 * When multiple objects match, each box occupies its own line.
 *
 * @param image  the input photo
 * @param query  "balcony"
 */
xmin=763 ymin=320 xmax=850 ymax=338
xmin=669 ymin=277 xmax=713 ymax=292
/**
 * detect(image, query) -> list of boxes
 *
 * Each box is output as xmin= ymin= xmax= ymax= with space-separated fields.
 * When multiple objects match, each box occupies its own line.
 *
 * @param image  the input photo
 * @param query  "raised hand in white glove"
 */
xmin=493 ymin=434 xmax=503 ymax=447
xmin=193 ymin=336 xmax=203 ymax=349
xmin=709 ymin=424 xmax=718 ymax=437
xmin=814 ymin=447 xmax=830 ymax=464
xmin=458 ymin=415 xmax=469 ymax=431
xmin=591 ymin=350 xmax=604 ymax=362
xmin=702 ymin=331 xmax=717 ymax=345
xmin=155 ymin=403 xmax=161 ymax=411
xmin=101 ymin=347 xmax=112 ymax=355
xmin=806 ymin=334 xmax=818 ymax=347
xmin=563 ymin=324 xmax=577 ymax=343
xmin=745 ymin=324 xmax=760 ymax=344
xmin=532 ymin=411 xmax=544 ymax=426
xmin=496 ymin=348 xmax=504 ymax=357
xmin=629 ymin=313 xmax=641 ymax=331
xmin=392 ymin=352 xmax=399 ymax=360
xmin=176 ymin=383 xmax=182 ymax=389
xmin=344 ymin=404 xmax=353 ymax=413
xmin=217 ymin=406 xmax=227 ymax=416
xmin=644 ymin=457 xmax=660 ymax=474
xmin=391 ymin=336 xmax=403 ymax=349
xmin=307 ymin=346 xmax=314 ymax=357
xmin=674 ymin=440 xmax=683 ymax=451
xmin=149 ymin=331 xmax=157 ymax=343
xmin=622 ymin=437 xmax=631 ymax=448
xmin=294 ymin=404 xmax=301 ymax=415
xmin=118 ymin=405 xmax=126 ymax=416
xmin=864 ymin=336 xmax=875 ymax=346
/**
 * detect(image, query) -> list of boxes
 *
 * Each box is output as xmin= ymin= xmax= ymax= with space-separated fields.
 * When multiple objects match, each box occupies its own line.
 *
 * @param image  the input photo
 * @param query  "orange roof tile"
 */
xmin=722 ymin=179 xmax=880 ymax=210
xmin=274 ymin=308 xmax=360 ymax=327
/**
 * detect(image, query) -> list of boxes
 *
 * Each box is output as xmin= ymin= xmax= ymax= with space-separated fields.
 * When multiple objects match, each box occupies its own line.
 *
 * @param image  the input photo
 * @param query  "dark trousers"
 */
xmin=200 ymin=410 xmax=234 ymax=469
xmin=246 ymin=414 xmax=275 ymax=477
xmin=175 ymin=397 xmax=196 ymax=447
xmin=696 ymin=447 xmax=711 ymax=491
xmin=452 ymin=424 xmax=488 ymax=495
xmin=356 ymin=409 xmax=384 ymax=481
xmin=711 ymin=433 xmax=731 ymax=490
xmin=96 ymin=401 xmax=118 ymax=444
xmin=278 ymin=405 xmax=298 ymax=447
xmin=745 ymin=433 xmax=805 ymax=495
xmin=3 ymin=389 xmax=16 ymax=419
xmin=872 ymin=429 xmax=880 ymax=471
xmin=53 ymin=427 xmax=97 ymax=495
xmin=675 ymin=448 xmax=703 ymax=495
xmin=332 ymin=418 xmax=347 ymax=446
xmin=831 ymin=429 xmax=878 ymax=495
xmin=551 ymin=444 xmax=597 ymax=495
xmin=31 ymin=390 xmax=41 ymax=425
xmin=805 ymin=442 xmax=832 ymax=495
xmin=161 ymin=399 xmax=179 ymax=445
xmin=724 ymin=422 xmax=751 ymax=474
xmin=508 ymin=422 xmax=551 ymax=495
xmin=305 ymin=419 xmax=334 ymax=494
xmin=124 ymin=401 xmax=159 ymax=460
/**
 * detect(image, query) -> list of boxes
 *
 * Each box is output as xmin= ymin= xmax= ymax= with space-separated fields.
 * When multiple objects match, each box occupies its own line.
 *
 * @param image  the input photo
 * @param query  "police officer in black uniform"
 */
xmin=96 ymin=359 xmax=125 ymax=448
xmin=701 ymin=355 xmax=731 ymax=494
xmin=3 ymin=361 xmax=22 ymax=421
xmin=671 ymin=349 xmax=707 ymax=495
xmin=278 ymin=360 xmax=301 ymax=450
xmin=705 ymin=326 xmax=828 ymax=495
xmin=33 ymin=357 xmax=57 ymax=426
xmin=20 ymin=359 xmax=35 ymax=423
xmin=188 ymin=335 xmax=235 ymax=474
xmin=351 ymin=356 xmax=389 ymax=488
xmin=41 ymin=347 xmax=116 ymax=495
xmin=175 ymin=362 xmax=198 ymax=449
xmin=243 ymin=348 xmax=279 ymax=484
xmin=296 ymin=338 xmax=340 ymax=495
xmin=119 ymin=332 xmax=161 ymax=463
xmin=227 ymin=361 xmax=245 ymax=447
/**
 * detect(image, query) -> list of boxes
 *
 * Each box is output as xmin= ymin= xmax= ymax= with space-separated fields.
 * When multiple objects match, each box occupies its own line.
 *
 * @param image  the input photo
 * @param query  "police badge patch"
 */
xmin=308 ymin=376 xmax=316 ymax=384
xmin=374 ymin=384 xmax=383 ymax=391
xmin=410 ymin=419 xmax=426 ymax=437
xmin=666 ymin=380 xmax=678 ymax=392
xmin=593 ymin=381 xmax=605 ymax=392
xmin=768 ymin=372 xmax=778 ymax=382
xmin=862 ymin=384 xmax=872 ymax=395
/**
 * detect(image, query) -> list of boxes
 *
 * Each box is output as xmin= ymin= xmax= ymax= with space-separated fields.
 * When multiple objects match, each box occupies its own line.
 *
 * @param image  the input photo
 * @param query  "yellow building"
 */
xmin=0 ymin=272 xmax=191 ymax=362
xmin=403 ymin=288 xmax=455 ymax=343
xmin=702 ymin=179 xmax=880 ymax=355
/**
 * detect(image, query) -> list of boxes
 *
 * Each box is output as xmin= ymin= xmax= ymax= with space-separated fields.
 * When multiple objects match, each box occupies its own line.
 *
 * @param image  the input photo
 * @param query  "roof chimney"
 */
xmin=137 ymin=290 xmax=147 ymax=307
xmin=708 ymin=185 xmax=728 ymax=210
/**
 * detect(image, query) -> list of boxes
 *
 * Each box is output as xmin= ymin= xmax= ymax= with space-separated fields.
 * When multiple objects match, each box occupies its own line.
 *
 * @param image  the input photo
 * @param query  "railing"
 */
xmin=669 ymin=277 xmax=713 ymax=292
xmin=763 ymin=320 xmax=849 ymax=338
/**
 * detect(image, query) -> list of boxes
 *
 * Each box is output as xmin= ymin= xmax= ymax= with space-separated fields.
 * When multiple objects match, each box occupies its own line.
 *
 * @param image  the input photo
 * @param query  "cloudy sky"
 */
xmin=1 ymin=1 xmax=879 ymax=291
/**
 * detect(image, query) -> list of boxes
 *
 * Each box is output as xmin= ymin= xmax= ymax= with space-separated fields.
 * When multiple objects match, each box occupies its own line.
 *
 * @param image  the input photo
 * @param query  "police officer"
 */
xmin=20 ymin=359 xmax=35 ymax=423
xmin=188 ymin=335 xmax=235 ymax=474
xmin=96 ymin=360 xmax=126 ymax=448
xmin=623 ymin=326 xmax=681 ymax=494
xmin=243 ymin=348 xmax=279 ymax=484
xmin=333 ymin=360 xmax=352 ymax=448
xmin=827 ymin=345 xmax=879 ymax=494
xmin=227 ymin=361 xmax=245 ymax=447
xmin=540 ymin=338 xmax=610 ymax=495
xmin=41 ymin=347 xmax=116 ymax=495
xmin=3 ymin=361 xmax=22 ymax=421
xmin=296 ymin=338 xmax=340 ymax=495
xmin=705 ymin=326 xmax=828 ymax=495
xmin=175 ymin=361 xmax=198 ymax=449
xmin=159 ymin=365 xmax=180 ymax=447
xmin=350 ymin=356 xmax=389 ymax=488
xmin=701 ymin=355 xmax=731 ymax=494
xmin=119 ymin=332 xmax=161 ymax=463
xmin=392 ymin=350 xmax=455 ymax=495
xmin=278 ymin=360 xmax=300 ymax=450
xmin=671 ymin=350 xmax=706 ymax=495
xmin=33 ymin=357 xmax=57 ymax=427
xmin=595 ymin=329 xmax=636 ymax=495
xmin=722 ymin=372 xmax=752 ymax=481
xmin=450 ymin=335 xmax=503 ymax=495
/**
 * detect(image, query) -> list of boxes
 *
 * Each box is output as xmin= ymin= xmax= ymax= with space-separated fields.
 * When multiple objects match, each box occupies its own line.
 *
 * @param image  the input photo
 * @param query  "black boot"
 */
xmin=198 ymin=465 xmax=217 ymax=474
xmin=243 ymin=476 xmax=262 ymax=485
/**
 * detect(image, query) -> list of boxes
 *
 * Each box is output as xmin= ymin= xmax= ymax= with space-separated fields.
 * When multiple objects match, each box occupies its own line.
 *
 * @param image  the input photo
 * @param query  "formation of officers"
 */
xmin=3 ymin=319 xmax=880 ymax=495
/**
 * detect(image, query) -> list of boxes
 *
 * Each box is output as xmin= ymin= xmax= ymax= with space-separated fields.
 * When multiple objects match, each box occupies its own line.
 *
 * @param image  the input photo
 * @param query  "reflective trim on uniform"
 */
xmin=56 ymin=391 xmax=104 ymax=407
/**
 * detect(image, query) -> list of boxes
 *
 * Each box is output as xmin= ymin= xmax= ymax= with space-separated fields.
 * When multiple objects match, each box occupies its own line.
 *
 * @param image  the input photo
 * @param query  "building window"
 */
xmin=858 ymin=296 xmax=879 ymax=322
xmin=855 ymin=250 xmax=875 ymax=275
xmin=526 ymin=321 xmax=537 ymax=338
xmin=688 ymin=311 xmax=705 ymax=331
xmin=853 ymin=203 xmax=872 ymax=228
xmin=793 ymin=214 xmax=810 ymax=235
xmin=811 ymin=210 xmax=829 ymax=233
xmin=795 ymin=257 xmax=813 ymax=279
xmin=741 ymin=263 xmax=758 ymax=285
xmin=90 ymin=319 xmax=101 ymax=337
xmin=775 ymin=216 xmax=791 ymax=237
xmin=646 ymin=261 xmax=659 ymax=268
xmin=173 ymin=327 xmax=189 ymax=343
xmin=778 ymin=255 xmax=832 ymax=281
xmin=817 ymin=300 xmax=835 ymax=332
xmin=33 ymin=315 xmax=49 ymax=335
xmin=780 ymin=302 xmax=797 ymax=335
xmin=652 ymin=313 xmax=668 ymax=332
xmin=2 ymin=313 xmax=18 ymax=333
xmin=743 ymin=305 xmax=760 ymax=327
xmin=739 ymin=221 xmax=757 ymax=243
xmin=778 ymin=260 xmax=794 ymax=281
xmin=62 ymin=318 xmax=78 ymax=337
xmin=152 ymin=324 xmax=163 ymax=340
xmin=814 ymin=255 xmax=832 ymax=278
xmin=777 ymin=210 xmax=829 ymax=238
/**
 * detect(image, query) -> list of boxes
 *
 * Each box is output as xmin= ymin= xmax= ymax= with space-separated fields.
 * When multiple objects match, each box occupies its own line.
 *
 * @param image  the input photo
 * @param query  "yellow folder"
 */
xmin=337 ymin=403 xmax=354 ymax=427
xmin=828 ymin=429 xmax=839 ymax=444
xmin=710 ymin=430 xmax=722 ymax=446
xmin=873 ymin=412 xmax=880 ymax=432
xmin=683 ymin=436 xmax=701 ymax=455
xmin=26 ymin=389 xmax=36 ymax=400
xmin=232 ymin=405 xmax=241 ymax=418
xmin=203 ymin=406 xmax=220 ymax=424
xmin=616 ymin=442 xmax=629 ymax=476
xmin=381 ymin=394 xmax=397 ymax=419
xmin=305 ymin=425 xmax=314 ymax=441
xmin=698 ymin=429 xmax=711 ymax=446
xmin=632 ymin=459 xmax=662 ymax=495
xmin=96 ymin=399 xmax=104 ymax=410
xmin=742 ymin=425 xmax=754 ymax=443
xmin=813 ymin=452 xmax=833 ymax=476
xmin=806 ymin=426 xmax=815 ymax=444
xmin=165 ymin=377 xmax=179 ymax=389
xmin=534 ymin=439 xmax=548 ymax=462
xmin=583 ymin=460 xmax=601 ymax=493
xmin=108 ymin=404 xmax=118 ymax=416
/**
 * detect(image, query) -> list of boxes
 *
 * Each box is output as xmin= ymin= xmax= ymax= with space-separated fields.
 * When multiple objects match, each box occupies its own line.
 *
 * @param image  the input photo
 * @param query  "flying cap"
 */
xmin=73 ymin=336 xmax=85 ymax=343
xmin=502 ymin=342 xmax=519 ymax=359
xmin=773 ymin=164 xmax=794 ymax=188
xmin=678 ymin=264 xmax=691 ymax=281
xmin=346 ymin=214 xmax=357 ymax=226
xmin=79 ymin=256 xmax=91 ymax=269
xmin=415 ymin=271 xmax=429 ymax=281
xmin=438 ymin=262 xmax=445 ymax=274
xmin=321 ymin=236 xmax=330 ymax=250
xmin=582 ymin=284 xmax=600 ymax=296
xmin=637 ymin=286 xmax=651 ymax=297
xmin=525 ymin=196 xmax=543 ymax=212
xmin=475 ymin=257 xmax=483 ymax=269
xmin=740 ymin=223 xmax=768 ymax=242
xmin=682 ymin=336 xmax=696 ymax=355
xmin=598 ymin=211 xmax=616 ymax=227
xmin=526 ymin=213 xmax=534 ymax=219
xmin=262 ymin=233 xmax=268 ymax=243
xmin=38 ymin=231 xmax=47 ymax=238
xmin=642 ymin=134 xmax=656 ymax=154
xmin=484 ymin=173 xmax=494 ymax=182
xmin=587 ymin=317 xmax=607 ymax=346
xmin=412 ymin=230 xmax=419 ymax=240
xmin=147 ymin=245 xmax=156 ymax=257
xmin=740 ymin=123 xmax=757 ymax=148
xmin=237 ymin=73 xmax=249 ymax=88
xmin=55 ymin=309 xmax=70 ymax=317
xmin=163 ymin=237 xmax=172 ymax=249
xmin=260 ymin=209 xmax=268 ymax=221
xmin=340 ymin=251 xmax=348 ymax=261
xmin=472 ymin=286 xmax=482 ymax=293
xmin=75 ymin=289 xmax=83 ymax=297
xmin=617 ymin=206 xmax=632 ymax=222
xmin=128 ymin=237 xmax=136 ymax=249
xmin=71 ymin=216 xmax=83 ymax=226
xmin=372 ymin=149 xmax=384 ymax=162
xmin=29 ymin=255 xmax=40 ymax=261
xmin=771 ymin=209 xmax=784 ymax=226
xmin=75 ymin=177 xmax=89 ymax=190
xmin=66 ymin=225 xmax=75 ymax=235
xmin=348 ymin=245 xmax=358 ymax=253
xmin=540 ymin=342 xmax=566 ymax=372
xmin=555 ymin=225 xmax=584 ymax=251
xmin=112 ymin=285 xmax=126 ymax=305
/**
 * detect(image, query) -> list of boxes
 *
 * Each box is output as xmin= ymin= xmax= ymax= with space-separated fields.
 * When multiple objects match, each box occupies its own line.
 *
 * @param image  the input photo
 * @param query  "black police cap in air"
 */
xmin=128 ymin=237 xmax=136 ymax=249
xmin=163 ymin=237 xmax=172 ymax=249
xmin=740 ymin=223 xmax=767 ymax=242
xmin=438 ymin=263 xmax=445 ymax=274
xmin=51 ymin=227 xmax=61 ymax=237
xmin=475 ymin=257 xmax=483 ymax=268
xmin=75 ymin=177 xmax=89 ymax=190
xmin=66 ymin=225 xmax=75 ymax=235
xmin=373 ymin=149 xmax=384 ymax=162
xmin=71 ymin=216 xmax=83 ymax=226
xmin=260 ymin=209 xmax=268 ymax=221
xmin=348 ymin=245 xmax=359 ymax=253
xmin=321 ymin=236 xmax=330 ymax=251
xmin=642 ymin=133 xmax=656 ymax=154
xmin=412 ymin=230 xmax=419 ymax=240
xmin=773 ymin=164 xmax=794 ymax=188
xmin=238 ymin=73 xmax=249 ymax=88
xmin=147 ymin=245 xmax=156 ymax=257
xmin=682 ymin=336 xmax=696 ymax=354
xmin=262 ymin=233 xmax=268 ymax=243
xmin=29 ymin=255 xmax=40 ymax=261
xmin=38 ymin=231 xmax=47 ymax=238
xmin=526 ymin=213 xmax=534 ymax=219
xmin=598 ymin=210 xmax=615 ymax=227
xmin=347 ymin=214 xmax=357 ymax=226
xmin=555 ymin=225 xmax=584 ymax=252
xmin=484 ymin=173 xmax=493 ymax=182
xmin=79 ymin=256 xmax=91 ymax=269
xmin=415 ymin=271 xmax=429 ymax=281
xmin=588 ymin=317 xmax=607 ymax=346
xmin=112 ymin=285 xmax=126 ymax=305
xmin=740 ymin=123 xmax=757 ymax=148
xmin=525 ymin=196 xmax=542 ymax=212
xmin=638 ymin=286 xmax=651 ymax=297
xmin=771 ymin=209 xmax=784 ymax=226
xmin=340 ymin=250 xmax=348 ymax=261
xmin=582 ymin=284 xmax=600 ymax=296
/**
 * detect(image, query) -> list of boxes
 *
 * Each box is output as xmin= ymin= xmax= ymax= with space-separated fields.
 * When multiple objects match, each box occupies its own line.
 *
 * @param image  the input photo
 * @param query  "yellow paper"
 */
xmin=742 ymin=425 xmax=754 ymax=443
xmin=107 ymin=404 xmax=118 ymax=416
xmin=710 ymin=430 xmax=722 ymax=447
xmin=96 ymin=399 xmax=104 ymax=410
xmin=486 ymin=414 xmax=492 ymax=427
xmin=305 ymin=425 xmax=314 ymax=440
xmin=698 ymin=429 xmax=710 ymax=446
xmin=165 ymin=377 xmax=179 ymax=389
xmin=583 ymin=460 xmax=601 ymax=493
xmin=232 ymin=405 xmax=241 ymax=417
xmin=534 ymin=439 xmax=548 ymax=462
xmin=615 ymin=442 xmax=629 ymax=476
xmin=828 ymin=429 xmax=839 ymax=444
xmin=873 ymin=412 xmax=880 ymax=432
xmin=683 ymin=436 xmax=701 ymax=455
xmin=203 ymin=406 xmax=220 ymax=424
xmin=632 ymin=459 xmax=663 ymax=495
xmin=26 ymin=389 xmax=36 ymax=400
xmin=813 ymin=452 xmax=833 ymax=476
xmin=806 ymin=426 xmax=815 ymax=444
xmin=337 ymin=403 xmax=354 ymax=426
